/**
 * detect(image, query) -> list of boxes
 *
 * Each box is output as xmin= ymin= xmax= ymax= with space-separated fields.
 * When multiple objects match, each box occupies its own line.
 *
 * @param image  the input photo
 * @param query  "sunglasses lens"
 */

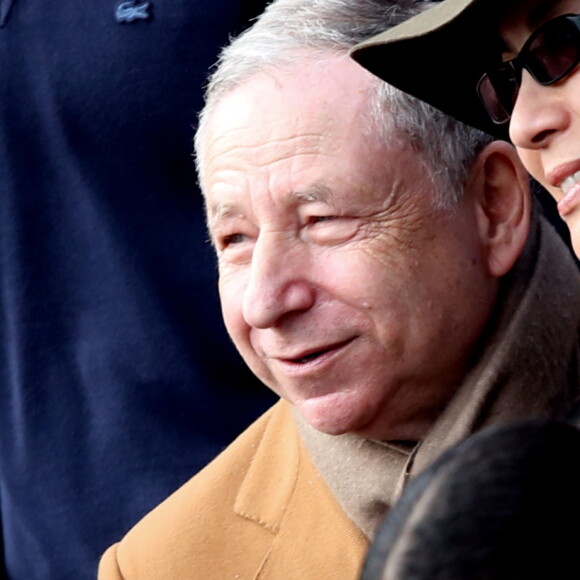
xmin=478 ymin=67 xmax=519 ymax=124
xmin=528 ymin=19 xmax=580 ymax=84
xmin=478 ymin=15 xmax=580 ymax=125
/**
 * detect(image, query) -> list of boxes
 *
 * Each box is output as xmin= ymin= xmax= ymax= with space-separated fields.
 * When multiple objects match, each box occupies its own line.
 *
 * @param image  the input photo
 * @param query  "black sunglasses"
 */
xmin=477 ymin=13 xmax=580 ymax=125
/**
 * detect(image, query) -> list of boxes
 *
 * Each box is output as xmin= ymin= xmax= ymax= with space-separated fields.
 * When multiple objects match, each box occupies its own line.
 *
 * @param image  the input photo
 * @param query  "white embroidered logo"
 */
xmin=115 ymin=1 xmax=152 ymax=23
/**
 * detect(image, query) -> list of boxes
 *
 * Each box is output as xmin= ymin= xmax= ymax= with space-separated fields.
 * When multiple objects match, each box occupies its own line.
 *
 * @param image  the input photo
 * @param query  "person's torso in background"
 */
xmin=0 ymin=1 xmax=275 ymax=577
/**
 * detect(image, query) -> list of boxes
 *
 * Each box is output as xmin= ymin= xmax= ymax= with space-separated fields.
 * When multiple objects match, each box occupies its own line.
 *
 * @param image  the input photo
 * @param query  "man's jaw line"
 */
xmin=294 ymin=387 xmax=379 ymax=436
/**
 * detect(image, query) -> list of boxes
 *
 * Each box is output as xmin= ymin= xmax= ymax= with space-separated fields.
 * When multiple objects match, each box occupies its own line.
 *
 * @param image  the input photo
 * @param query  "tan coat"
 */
xmin=99 ymin=399 xmax=368 ymax=580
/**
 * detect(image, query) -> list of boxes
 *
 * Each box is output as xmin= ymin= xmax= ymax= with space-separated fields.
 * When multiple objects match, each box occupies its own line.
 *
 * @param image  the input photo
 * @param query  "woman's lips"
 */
xmin=558 ymin=181 xmax=580 ymax=218
xmin=547 ymin=161 xmax=580 ymax=218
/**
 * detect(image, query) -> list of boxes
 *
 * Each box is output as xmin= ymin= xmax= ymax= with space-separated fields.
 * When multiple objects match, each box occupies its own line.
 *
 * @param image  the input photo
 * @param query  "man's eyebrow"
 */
xmin=208 ymin=184 xmax=335 ymax=224
xmin=291 ymin=184 xmax=334 ymax=204
xmin=208 ymin=202 xmax=243 ymax=223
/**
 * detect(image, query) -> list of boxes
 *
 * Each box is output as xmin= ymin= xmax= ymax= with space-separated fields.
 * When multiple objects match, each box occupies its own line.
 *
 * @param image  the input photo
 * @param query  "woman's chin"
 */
xmin=565 ymin=211 xmax=580 ymax=260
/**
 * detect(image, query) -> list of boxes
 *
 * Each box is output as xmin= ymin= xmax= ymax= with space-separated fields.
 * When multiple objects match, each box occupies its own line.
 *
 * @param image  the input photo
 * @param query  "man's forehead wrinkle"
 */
xmin=261 ymin=140 xmax=327 ymax=169
xmin=210 ymin=130 xmax=330 ymax=171
xmin=210 ymin=110 xmax=330 ymax=144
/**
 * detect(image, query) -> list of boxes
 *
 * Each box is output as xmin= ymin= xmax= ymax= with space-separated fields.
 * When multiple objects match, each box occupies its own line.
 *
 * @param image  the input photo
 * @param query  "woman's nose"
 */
xmin=509 ymin=70 xmax=571 ymax=149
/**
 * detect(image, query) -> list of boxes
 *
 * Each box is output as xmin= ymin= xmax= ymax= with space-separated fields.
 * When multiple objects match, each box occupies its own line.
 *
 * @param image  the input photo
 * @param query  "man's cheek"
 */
xmin=218 ymin=284 xmax=244 ymax=339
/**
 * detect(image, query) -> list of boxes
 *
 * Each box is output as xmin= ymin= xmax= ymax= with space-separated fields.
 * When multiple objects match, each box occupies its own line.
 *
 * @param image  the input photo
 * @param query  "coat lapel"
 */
xmin=234 ymin=400 xmax=367 ymax=579
xmin=233 ymin=400 xmax=301 ymax=577
xmin=234 ymin=435 xmax=299 ymax=532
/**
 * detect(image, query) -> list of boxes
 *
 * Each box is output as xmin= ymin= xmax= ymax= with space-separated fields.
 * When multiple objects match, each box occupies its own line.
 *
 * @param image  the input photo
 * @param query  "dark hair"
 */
xmin=362 ymin=419 xmax=580 ymax=580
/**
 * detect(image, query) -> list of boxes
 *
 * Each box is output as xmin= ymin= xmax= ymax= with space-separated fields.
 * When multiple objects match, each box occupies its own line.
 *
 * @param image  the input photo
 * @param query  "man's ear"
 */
xmin=468 ymin=141 xmax=531 ymax=278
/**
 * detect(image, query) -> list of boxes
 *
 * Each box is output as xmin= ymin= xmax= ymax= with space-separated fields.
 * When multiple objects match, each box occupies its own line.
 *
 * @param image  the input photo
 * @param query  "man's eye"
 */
xmin=305 ymin=215 xmax=358 ymax=244
xmin=221 ymin=233 xmax=247 ymax=247
xmin=308 ymin=215 xmax=339 ymax=224
xmin=214 ymin=231 xmax=254 ymax=264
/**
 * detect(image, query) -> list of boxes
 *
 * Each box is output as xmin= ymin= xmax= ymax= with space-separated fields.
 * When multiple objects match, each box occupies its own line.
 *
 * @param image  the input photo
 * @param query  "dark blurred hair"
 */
xmin=362 ymin=419 xmax=580 ymax=580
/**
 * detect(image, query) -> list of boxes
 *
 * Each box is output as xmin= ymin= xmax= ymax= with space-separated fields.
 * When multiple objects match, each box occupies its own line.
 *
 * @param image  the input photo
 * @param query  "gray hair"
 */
xmin=194 ymin=0 xmax=493 ymax=208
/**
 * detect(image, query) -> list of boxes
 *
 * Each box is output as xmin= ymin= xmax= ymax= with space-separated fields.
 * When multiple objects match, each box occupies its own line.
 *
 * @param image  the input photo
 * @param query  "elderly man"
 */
xmin=99 ymin=0 xmax=580 ymax=578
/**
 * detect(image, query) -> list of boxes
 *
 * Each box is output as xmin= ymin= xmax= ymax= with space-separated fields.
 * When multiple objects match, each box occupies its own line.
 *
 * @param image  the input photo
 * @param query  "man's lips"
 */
xmin=268 ymin=337 xmax=356 ymax=373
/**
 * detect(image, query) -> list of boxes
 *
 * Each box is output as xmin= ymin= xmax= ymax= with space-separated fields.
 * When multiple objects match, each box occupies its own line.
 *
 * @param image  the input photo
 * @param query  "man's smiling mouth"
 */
xmin=277 ymin=337 xmax=357 ymax=366
xmin=293 ymin=351 xmax=326 ymax=364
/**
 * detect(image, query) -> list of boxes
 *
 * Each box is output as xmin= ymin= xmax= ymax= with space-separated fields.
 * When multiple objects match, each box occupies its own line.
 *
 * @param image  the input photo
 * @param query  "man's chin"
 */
xmin=295 ymin=391 xmax=377 ymax=437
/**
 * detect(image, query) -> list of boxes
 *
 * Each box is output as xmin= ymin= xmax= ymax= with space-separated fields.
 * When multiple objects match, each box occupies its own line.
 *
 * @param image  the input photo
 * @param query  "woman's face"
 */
xmin=500 ymin=0 xmax=580 ymax=256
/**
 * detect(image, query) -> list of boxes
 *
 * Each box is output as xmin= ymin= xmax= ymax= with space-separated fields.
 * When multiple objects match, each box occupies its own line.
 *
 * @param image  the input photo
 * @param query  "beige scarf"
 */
xmin=296 ymin=211 xmax=580 ymax=539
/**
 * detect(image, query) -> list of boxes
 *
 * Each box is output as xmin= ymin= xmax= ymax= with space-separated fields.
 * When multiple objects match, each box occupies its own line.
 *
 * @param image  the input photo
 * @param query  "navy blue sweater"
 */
xmin=0 ymin=1 xmax=275 ymax=577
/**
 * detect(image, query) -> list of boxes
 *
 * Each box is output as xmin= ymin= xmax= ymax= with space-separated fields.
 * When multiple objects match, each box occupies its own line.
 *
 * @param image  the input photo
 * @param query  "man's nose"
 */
xmin=509 ymin=70 xmax=570 ymax=148
xmin=242 ymin=234 xmax=315 ymax=329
